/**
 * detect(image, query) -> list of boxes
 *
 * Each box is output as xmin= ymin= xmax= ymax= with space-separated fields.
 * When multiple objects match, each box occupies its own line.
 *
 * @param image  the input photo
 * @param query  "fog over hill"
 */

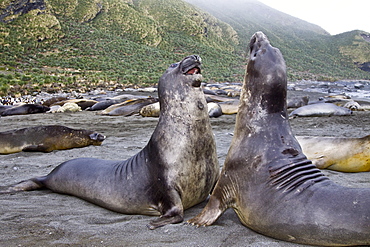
xmin=185 ymin=0 xmax=370 ymax=80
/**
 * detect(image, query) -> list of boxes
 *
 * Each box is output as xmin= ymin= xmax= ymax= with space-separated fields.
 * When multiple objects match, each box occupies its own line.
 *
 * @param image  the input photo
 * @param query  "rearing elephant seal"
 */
xmin=188 ymin=32 xmax=370 ymax=246
xmin=1 ymin=55 xmax=219 ymax=229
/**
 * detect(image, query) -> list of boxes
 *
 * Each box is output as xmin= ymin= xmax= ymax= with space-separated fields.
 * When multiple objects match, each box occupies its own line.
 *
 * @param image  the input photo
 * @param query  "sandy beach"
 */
xmin=1 ymin=89 xmax=370 ymax=246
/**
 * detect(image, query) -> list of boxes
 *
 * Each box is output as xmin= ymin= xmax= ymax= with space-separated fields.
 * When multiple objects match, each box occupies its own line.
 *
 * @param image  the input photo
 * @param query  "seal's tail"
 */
xmin=0 ymin=177 xmax=46 ymax=194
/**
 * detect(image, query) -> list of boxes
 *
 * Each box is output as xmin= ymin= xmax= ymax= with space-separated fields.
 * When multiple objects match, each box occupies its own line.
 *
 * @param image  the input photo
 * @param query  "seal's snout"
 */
xmin=249 ymin=31 xmax=270 ymax=60
xmin=90 ymin=133 xmax=106 ymax=142
xmin=180 ymin=54 xmax=203 ymax=87
xmin=182 ymin=55 xmax=202 ymax=75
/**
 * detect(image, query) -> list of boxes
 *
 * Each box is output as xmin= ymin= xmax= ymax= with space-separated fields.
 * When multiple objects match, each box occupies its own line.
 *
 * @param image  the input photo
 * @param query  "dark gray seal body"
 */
xmin=1 ymin=104 xmax=50 ymax=116
xmin=2 ymin=55 xmax=219 ymax=229
xmin=0 ymin=125 xmax=105 ymax=154
xmin=188 ymin=32 xmax=370 ymax=246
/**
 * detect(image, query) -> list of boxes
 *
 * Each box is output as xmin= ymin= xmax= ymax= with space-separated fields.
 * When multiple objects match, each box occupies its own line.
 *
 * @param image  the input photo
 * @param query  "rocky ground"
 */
xmin=0 ymin=89 xmax=370 ymax=246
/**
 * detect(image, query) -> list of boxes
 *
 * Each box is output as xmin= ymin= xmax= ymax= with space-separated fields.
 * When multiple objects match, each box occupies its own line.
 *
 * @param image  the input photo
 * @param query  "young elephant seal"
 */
xmin=188 ymin=32 xmax=370 ymax=246
xmin=1 ymin=55 xmax=219 ymax=229
xmin=0 ymin=125 xmax=105 ymax=154
xmin=297 ymin=135 xmax=370 ymax=172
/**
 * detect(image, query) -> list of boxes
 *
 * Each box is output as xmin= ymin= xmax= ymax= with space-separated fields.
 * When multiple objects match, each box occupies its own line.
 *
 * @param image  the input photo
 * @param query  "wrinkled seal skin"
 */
xmin=188 ymin=32 xmax=370 ymax=246
xmin=297 ymin=135 xmax=370 ymax=172
xmin=1 ymin=55 xmax=219 ymax=229
xmin=0 ymin=125 xmax=105 ymax=154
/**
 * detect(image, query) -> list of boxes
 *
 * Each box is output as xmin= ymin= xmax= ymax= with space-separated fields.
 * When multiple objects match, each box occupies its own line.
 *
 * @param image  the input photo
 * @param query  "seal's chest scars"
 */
xmin=188 ymin=32 xmax=370 ymax=246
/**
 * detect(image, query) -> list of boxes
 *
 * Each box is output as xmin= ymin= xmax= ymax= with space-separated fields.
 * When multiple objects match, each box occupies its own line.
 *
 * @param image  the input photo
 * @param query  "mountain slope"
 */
xmin=0 ymin=0 xmax=369 ymax=96
xmin=184 ymin=0 xmax=370 ymax=80
xmin=0 ymin=0 xmax=242 ymax=95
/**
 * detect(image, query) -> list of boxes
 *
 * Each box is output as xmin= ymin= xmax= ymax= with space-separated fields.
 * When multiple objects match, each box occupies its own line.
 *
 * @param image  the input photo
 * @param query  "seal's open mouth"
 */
xmin=185 ymin=65 xmax=202 ymax=87
xmin=185 ymin=67 xmax=201 ymax=75
xmin=180 ymin=55 xmax=202 ymax=87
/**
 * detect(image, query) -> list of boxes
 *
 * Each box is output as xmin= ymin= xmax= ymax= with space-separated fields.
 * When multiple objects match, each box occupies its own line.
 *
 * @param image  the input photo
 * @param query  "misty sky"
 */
xmin=259 ymin=0 xmax=370 ymax=35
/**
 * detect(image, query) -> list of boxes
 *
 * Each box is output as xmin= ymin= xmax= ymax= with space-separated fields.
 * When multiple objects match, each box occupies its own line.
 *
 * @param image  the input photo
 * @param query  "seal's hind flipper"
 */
xmin=147 ymin=214 xmax=183 ymax=230
xmin=0 ymin=178 xmax=46 ymax=194
xmin=147 ymin=206 xmax=184 ymax=229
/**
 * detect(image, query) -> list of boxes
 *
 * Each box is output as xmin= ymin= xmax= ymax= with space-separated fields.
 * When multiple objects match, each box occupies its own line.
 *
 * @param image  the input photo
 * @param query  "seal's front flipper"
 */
xmin=147 ymin=206 xmax=183 ymax=229
xmin=22 ymin=144 xmax=50 ymax=152
xmin=187 ymin=195 xmax=224 ymax=226
xmin=0 ymin=177 xmax=46 ymax=194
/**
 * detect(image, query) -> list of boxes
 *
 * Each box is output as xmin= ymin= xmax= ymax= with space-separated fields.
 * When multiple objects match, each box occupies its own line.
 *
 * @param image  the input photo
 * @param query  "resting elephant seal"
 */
xmin=188 ymin=32 xmax=370 ymax=246
xmin=0 ymin=125 xmax=105 ymax=154
xmin=51 ymin=99 xmax=98 ymax=110
xmin=100 ymin=97 xmax=158 ymax=116
xmin=289 ymin=102 xmax=352 ymax=117
xmin=1 ymin=55 xmax=219 ymax=229
xmin=1 ymin=104 xmax=50 ymax=116
xmin=297 ymin=135 xmax=370 ymax=172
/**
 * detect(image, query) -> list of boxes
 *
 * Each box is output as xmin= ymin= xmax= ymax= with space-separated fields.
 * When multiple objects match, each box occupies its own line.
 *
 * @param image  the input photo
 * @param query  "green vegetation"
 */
xmin=185 ymin=0 xmax=370 ymax=81
xmin=0 ymin=0 xmax=369 ymax=96
xmin=0 ymin=0 xmax=242 ymax=96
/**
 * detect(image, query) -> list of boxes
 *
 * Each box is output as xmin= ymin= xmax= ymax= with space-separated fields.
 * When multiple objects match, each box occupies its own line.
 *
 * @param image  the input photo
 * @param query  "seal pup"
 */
xmin=188 ymin=32 xmax=370 ymax=246
xmin=1 ymin=55 xmax=219 ymax=229
xmin=297 ymin=135 xmax=370 ymax=172
xmin=0 ymin=125 xmax=105 ymax=154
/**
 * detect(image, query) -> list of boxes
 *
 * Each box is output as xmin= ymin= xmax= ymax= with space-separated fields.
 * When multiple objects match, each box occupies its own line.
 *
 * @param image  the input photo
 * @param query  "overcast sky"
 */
xmin=259 ymin=0 xmax=370 ymax=35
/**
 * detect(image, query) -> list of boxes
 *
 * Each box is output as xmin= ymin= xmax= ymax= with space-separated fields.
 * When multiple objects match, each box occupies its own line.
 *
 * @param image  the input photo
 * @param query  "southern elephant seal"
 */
xmin=0 ymin=125 xmax=105 ymax=154
xmin=140 ymin=102 xmax=160 ymax=117
xmin=287 ymin=96 xmax=309 ymax=109
xmin=188 ymin=32 xmax=370 ymax=246
xmin=1 ymin=104 xmax=50 ymax=116
xmin=207 ymin=102 xmax=222 ymax=118
xmin=297 ymin=135 xmax=370 ymax=172
xmin=289 ymin=102 xmax=352 ymax=117
xmin=99 ymin=97 xmax=158 ymax=116
xmin=51 ymin=99 xmax=98 ymax=110
xmin=1 ymin=55 xmax=219 ymax=229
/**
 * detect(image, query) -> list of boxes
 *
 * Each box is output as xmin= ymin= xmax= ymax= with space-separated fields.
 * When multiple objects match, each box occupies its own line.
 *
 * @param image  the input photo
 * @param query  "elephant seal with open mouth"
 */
xmin=0 ymin=55 xmax=219 ymax=230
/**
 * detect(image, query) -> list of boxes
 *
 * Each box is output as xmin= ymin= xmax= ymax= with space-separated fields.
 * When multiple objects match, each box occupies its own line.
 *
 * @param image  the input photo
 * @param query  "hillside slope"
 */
xmin=185 ymin=0 xmax=370 ymax=80
xmin=0 ymin=0 xmax=242 ymax=95
xmin=0 ymin=0 xmax=369 ymax=96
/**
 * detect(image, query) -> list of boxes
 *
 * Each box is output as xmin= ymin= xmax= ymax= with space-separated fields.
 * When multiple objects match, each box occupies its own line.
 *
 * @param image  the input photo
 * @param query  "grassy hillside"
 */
xmin=0 ymin=0 xmax=242 ymax=95
xmin=185 ymin=0 xmax=370 ymax=81
xmin=0 ymin=0 xmax=369 ymax=96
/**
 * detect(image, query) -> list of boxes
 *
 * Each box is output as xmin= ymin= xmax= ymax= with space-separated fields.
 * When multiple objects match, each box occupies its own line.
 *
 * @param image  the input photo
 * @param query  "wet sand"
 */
xmin=1 ymin=92 xmax=370 ymax=246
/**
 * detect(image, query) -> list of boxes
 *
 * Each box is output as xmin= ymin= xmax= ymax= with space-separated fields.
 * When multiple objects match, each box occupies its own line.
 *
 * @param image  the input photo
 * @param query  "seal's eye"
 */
xmin=170 ymin=63 xmax=179 ymax=68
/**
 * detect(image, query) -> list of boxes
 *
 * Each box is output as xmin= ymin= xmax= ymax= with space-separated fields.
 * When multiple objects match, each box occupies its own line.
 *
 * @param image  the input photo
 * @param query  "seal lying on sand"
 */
xmin=100 ymin=97 xmax=158 ymax=116
xmin=289 ymin=102 xmax=352 ymax=117
xmin=0 ymin=125 xmax=105 ymax=154
xmin=1 ymin=55 xmax=219 ymax=229
xmin=297 ymin=135 xmax=370 ymax=172
xmin=1 ymin=104 xmax=50 ymax=116
xmin=188 ymin=32 xmax=370 ymax=246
